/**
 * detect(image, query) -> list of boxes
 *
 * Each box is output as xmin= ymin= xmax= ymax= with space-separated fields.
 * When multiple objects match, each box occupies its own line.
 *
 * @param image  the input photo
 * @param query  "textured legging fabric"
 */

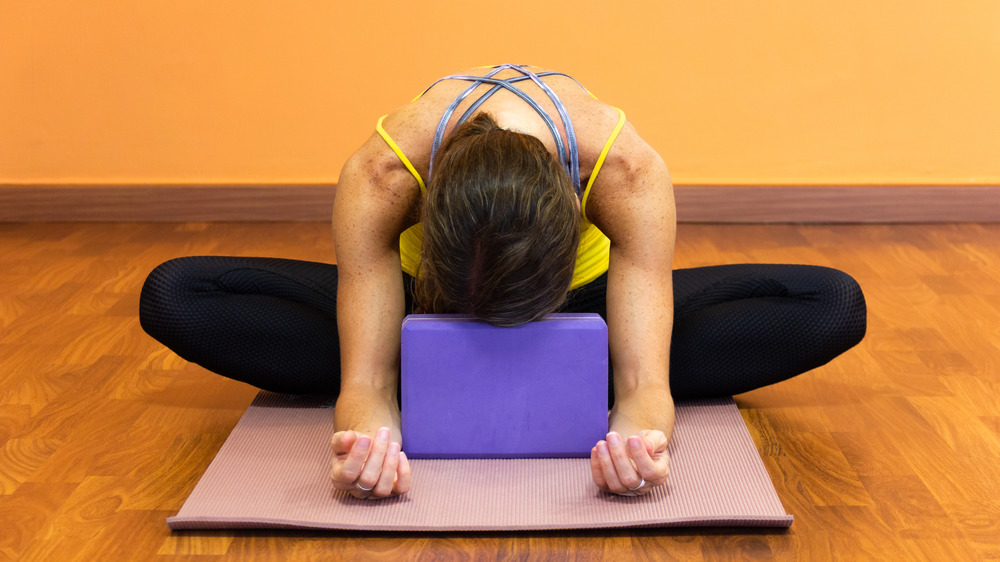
xmin=139 ymin=257 xmax=866 ymax=400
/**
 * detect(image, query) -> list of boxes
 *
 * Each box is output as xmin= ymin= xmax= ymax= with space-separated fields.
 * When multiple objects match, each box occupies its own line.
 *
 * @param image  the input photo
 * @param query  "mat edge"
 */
xmin=167 ymin=514 xmax=794 ymax=532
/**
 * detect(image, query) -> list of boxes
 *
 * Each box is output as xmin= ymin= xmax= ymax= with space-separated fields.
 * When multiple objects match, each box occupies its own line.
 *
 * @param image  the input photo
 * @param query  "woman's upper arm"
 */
xmin=332 ymin=134 xmax=421 ymax=393
xmin=586 ymin=121 xmax=676 ymax=278
xmin=334 ymin=134 xmax=420 ymax=262
xmin=585 ymin=122 xmax=676 ymax=395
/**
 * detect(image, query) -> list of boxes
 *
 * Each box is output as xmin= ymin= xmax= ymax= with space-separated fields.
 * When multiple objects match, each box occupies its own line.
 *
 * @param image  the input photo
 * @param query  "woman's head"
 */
xmin=416 ymin=112 xmax=581 ymax=327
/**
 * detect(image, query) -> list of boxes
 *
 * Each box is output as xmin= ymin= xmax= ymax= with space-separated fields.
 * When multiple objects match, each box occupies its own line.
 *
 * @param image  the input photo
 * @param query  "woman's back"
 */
xmin=377 ymin=64 xmax=626 ymax=194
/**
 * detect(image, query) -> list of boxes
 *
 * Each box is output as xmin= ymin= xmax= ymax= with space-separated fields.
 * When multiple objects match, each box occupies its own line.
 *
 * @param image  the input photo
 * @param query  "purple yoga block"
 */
xmin=401 ymin=313 xmax=609 ymax=459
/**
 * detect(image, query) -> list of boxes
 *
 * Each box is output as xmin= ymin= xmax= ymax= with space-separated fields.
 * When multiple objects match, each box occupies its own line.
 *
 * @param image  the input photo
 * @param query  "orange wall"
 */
xmin=2 ymin=0 xmax=999 ymax=185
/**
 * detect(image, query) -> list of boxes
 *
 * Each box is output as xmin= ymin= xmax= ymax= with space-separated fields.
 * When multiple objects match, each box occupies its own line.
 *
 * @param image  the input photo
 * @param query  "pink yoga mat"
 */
xmin=167 ymin=393 xmax=792 ymax=531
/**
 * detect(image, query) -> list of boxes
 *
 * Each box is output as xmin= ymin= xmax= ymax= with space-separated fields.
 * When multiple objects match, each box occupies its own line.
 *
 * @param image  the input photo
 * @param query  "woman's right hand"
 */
xmin=330 ymin=427 xmax=411 ymax=499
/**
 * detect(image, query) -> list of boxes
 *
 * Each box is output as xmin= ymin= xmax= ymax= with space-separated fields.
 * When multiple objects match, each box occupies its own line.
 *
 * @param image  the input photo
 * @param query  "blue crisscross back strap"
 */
xmin=424 ymin=64 xmax=587 ymax=195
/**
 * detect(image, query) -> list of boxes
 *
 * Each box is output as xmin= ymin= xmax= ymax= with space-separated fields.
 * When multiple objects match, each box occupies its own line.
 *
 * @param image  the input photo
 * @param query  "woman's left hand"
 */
xmin=590 ymin=429 xmax=669 ymax=496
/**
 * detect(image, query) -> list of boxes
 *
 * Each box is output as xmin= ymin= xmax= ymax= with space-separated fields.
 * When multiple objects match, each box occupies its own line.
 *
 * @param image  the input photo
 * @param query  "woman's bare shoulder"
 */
xmin=373 ymin=100 xmax=440 ymax=181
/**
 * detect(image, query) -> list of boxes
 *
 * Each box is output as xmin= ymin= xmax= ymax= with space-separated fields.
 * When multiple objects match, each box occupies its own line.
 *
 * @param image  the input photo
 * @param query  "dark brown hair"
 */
xmin=415 ymin=112 xmax=581 ymax=326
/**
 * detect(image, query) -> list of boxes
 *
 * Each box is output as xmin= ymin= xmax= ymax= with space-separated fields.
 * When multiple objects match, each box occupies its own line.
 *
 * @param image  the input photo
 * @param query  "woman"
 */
xmin=140 ymin=64 xmax=867 ymax=501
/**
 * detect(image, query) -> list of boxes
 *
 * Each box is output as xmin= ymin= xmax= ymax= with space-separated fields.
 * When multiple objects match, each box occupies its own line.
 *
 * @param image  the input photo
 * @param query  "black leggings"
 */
xmin=138 ymin=257 xmax=866 ymax=400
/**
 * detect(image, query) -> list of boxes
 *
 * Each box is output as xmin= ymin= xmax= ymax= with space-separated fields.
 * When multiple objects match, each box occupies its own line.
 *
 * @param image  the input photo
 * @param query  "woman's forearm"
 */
xmin=587 ymin=121 xmax=678 ymax=442
xmin=332 ymin=254 xmax=406 ymax=439
xmin=331 ymin=141 xmax=419 ymax=441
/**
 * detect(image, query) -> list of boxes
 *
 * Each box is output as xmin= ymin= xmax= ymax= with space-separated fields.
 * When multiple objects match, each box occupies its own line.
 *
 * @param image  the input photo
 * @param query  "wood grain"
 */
xmin=1 ymin=222 xmax=998 ymax=560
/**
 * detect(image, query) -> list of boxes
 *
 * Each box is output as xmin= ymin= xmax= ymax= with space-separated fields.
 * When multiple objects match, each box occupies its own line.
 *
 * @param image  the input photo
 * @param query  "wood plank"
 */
xmin=0 ymin=439 xmax=62 ymax=495
xmin=0 ymin=482 xmax=79 ymax=554
xmin=859 ymin=475 xmax=964 ymax=540
xmin=813 ymin=506 xmax=905 ymax=557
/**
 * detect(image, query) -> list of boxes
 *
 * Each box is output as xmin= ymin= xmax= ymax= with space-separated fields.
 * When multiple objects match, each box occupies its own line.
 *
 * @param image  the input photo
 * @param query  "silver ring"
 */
xmin=356 ymin=482 xmax=375 ymax=492
xmin=627 ymin=478 xmax=646 ymax=491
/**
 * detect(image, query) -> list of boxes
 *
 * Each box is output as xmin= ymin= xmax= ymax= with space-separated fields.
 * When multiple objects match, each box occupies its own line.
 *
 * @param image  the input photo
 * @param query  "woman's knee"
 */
xmin=778 ymin=265 xmax=868 ymax=352
xmin=680 ymin=263 xmax=867 ymax=348
xmin=138 ymin=256 xmax=214 ymax=337
xmin=816 ymin=266 xmax=867 ymax=345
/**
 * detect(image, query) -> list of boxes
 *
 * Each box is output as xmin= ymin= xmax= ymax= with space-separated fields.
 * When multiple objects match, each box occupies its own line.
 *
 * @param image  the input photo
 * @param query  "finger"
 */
xmin=330 ymin=431 xmax=356 ymax=483
xmin=370 ymin=442 xmax=401 ymax=498
xmin=628 ymin=435 xmax=662 ymax=486
xmin=606 ymin=432 xmax=644 ymax=492
xmin=590 ymin=445 xmax=609 ymax=491
xmin=330 ymin=430 xmax=356 ymax=454
xmin=638 ymin=431 xmax=671 ymax=483
xmin=332 ymin=432 xmax=372 ymax=490
xmin=355 ymin=427 xmax=390 ymax=491
xmin=394 ymin=451 xmax=412 ymax=494
xmin=595 ymin=440 xmax=624 ymax=493
xmin=638 ymin=430 xmax=669 ymax=456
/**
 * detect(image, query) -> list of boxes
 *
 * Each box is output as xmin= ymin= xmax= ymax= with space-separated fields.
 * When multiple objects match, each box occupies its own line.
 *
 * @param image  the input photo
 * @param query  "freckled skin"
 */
xmin=330 ymin=66 xmax=676 ymax=499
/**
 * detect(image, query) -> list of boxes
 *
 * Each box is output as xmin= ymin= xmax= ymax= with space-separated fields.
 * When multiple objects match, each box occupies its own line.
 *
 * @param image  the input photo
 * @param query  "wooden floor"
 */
xmin=1 ymin=222 xmax=998 ymax=561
